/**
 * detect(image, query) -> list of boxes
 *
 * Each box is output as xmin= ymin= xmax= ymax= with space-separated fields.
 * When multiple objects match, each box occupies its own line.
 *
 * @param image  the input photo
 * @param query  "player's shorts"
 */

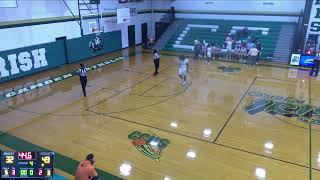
xmin=179 ymin=68 xmax=187 ymax=76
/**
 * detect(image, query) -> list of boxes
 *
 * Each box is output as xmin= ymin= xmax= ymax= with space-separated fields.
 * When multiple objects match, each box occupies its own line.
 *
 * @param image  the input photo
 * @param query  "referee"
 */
xmin=78 ymin=64 xmax=88 ymax=97
xmin=310 ymin=51 xmax=320 ymax=77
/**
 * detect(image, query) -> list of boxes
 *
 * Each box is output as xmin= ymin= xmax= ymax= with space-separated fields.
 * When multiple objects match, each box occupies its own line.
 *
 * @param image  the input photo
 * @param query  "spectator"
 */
xmin=236 ymin=29 xmax=242 ymax=39
xmin=75 ymin=154 xmax=99 ymax=180
xmin=235 ymin=39 xmax=242 ymax=60
xmin=305 ymin=44 xmax=315 ymax=54
xmin=206 ymin=44 xmax=212 ymax=63
xmin=247 ymin=45 xmax=259 ymax=66
xmin=221 ymin=43 xmax=227 ymax=59
xmin=203 ymin=40 xmax=208 ymax=47
xmin=194 ymin=37 xmax=200 ymax=45
xmin=211 ymin=44 xmax=216 ymax=60
xmin=145 ymin=38 xmax=151 ymax=49
xmin=250 ymin=31 xmax=257 ymax=43
xmin=234 ymin=44 xmax=241 ymax=61
xmin=235 ymin=39 xmax=242 ymax=49
xmin=201 ymin=43 xmax=207 ymax=60
xmin=256 ymin=40 xmax=262 ymax=64
xmin=243 ymin=27 xmax=249 ymax=37
xmin=149 ymin=38 xmax=154 ymax=47
xmin=242 ymin=39 xmax=247 ymax=46
xmin=212 ymin=44 xmax=219 ymax=59
xmin=193 ymin=42 xmax=202 ymax=61
xmin=247 ymin=40 xmax=254 ymax=53
xmin=239 ymin=45 xmax=247 ymax=63
xmin=216 ymin=44 xmax=222 ymax=59
xmin=169 ymin=6 xmax=175 ymax=22
xmin=226 ymin=36 xmax=231 ymax=42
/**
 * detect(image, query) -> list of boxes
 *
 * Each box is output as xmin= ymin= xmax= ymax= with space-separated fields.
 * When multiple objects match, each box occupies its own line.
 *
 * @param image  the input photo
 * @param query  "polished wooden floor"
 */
xmin=1 ymin=47 xmax=320 ymax=179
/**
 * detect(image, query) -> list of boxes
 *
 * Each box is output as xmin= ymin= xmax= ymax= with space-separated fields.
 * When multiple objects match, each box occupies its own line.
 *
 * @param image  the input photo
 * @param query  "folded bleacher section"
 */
xmin=163 ymin=19 xmax=294 ymax=61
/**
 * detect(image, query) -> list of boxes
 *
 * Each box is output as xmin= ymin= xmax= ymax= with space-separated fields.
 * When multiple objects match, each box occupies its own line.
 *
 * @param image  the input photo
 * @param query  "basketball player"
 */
xmin=75 ymin=154 xmax=100 ymax=180
xmin=179 ymin=55 xmax=189 ymax=86
xmin=78 ymin=64 xmax=88 ymax=97
xmin=226 ymin=38 xmax=234 ymax=61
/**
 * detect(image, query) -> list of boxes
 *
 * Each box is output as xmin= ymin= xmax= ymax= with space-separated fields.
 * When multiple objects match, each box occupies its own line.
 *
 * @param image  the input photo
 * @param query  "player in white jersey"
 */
xmin=179 ymin=55 xmax=189 ymax=86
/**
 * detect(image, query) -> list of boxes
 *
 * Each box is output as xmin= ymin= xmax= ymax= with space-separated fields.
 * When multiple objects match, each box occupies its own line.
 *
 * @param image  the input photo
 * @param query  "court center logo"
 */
xmin=128 ymin=131 xmax=170 ymax=161
xmin=243 ymin=91 xmax=320 ymax=125
xmin=218 ymin=66 xmax=241 ymax=73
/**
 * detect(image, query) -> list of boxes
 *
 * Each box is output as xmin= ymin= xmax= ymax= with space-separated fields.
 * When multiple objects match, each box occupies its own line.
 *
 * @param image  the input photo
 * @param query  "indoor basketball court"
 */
xmin=0 ymin=49 xmax=320 ymax=179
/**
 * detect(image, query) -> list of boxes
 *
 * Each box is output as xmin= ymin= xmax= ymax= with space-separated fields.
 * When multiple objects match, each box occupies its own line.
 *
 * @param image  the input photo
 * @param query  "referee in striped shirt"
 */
xmin=78 ymin=64 xmax=88 ymax=97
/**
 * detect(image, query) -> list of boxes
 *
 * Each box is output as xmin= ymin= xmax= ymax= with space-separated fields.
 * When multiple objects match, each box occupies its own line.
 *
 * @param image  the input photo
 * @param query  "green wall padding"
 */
xmin=66 ymin=30 xmax=122 ymax=63
xmin=0 ymin=41 xmax=67 ymax=83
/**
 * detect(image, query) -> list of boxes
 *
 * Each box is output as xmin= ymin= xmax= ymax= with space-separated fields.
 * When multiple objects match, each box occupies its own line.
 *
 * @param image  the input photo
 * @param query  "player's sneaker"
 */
xmin=182 ymin=81 xmax=187 ymax=86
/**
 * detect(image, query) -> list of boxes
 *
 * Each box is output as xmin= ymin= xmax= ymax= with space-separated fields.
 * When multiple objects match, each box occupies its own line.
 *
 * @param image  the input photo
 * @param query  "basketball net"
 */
xmin=91 ymin=28 xmax=101 ymax=35
xmin=91 ymin=28 xmax=97 ymax=33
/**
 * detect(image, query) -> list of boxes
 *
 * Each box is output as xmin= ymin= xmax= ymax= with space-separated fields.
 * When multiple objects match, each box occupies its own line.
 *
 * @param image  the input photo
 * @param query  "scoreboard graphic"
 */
xmin=0 ymin=151 xmax=54 ymax=179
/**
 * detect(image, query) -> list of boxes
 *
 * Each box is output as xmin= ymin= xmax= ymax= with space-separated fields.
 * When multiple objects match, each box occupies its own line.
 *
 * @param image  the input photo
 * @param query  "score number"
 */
xmin=18 ymin=152 xmax=36 ymax=160
xmin=3 ymin=169 xmax=16 ymax=176
xmin=5 ymin=156 xmax=14 ymax=164
xmin=41 ymin=156 xmax=51 ymax=164
xmin=37 ymin=169 xmax=51 ymax=177
xmin=20 ymin=169 xmax=34 ymax=176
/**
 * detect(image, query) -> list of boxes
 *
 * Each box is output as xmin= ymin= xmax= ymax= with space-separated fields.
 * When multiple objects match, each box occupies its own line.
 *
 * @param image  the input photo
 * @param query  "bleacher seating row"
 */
xmin=163 ymin=19 xmax=295 ymax=61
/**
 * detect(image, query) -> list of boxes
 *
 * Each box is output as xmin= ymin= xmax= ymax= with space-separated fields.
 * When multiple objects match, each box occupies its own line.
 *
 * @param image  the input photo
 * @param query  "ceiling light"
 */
xmin=255 ymin=167 xmax=266 ymax=179
xmin=170 ymin=122 xmax=178 ymax=128
xmin=186 ymin=150 xmax=196 ymax=159
xmin=120 ymin=163 xmax=132 ymax=176
xmin=264 ymin=142 xmax=273 ymax=150
xmin=203 ymin=128 xmax=212 ymax=138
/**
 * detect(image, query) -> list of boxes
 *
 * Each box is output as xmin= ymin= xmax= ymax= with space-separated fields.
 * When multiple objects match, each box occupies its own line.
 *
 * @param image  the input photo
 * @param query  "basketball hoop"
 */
xmin=91 ymin=28 xmax=98 ymax=33
xmin=81 ymin=13 xmax=103 ymax=36
xmin=91 ymin=28 xmax=101 ymax=36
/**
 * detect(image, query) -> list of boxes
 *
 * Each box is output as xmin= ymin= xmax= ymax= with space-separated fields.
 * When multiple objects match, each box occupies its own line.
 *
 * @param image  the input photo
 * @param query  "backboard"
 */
xmin=80 ymin=13 xmax=104 ymax=35
xmin=117 ymin=8 xmax=130 ymax=24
